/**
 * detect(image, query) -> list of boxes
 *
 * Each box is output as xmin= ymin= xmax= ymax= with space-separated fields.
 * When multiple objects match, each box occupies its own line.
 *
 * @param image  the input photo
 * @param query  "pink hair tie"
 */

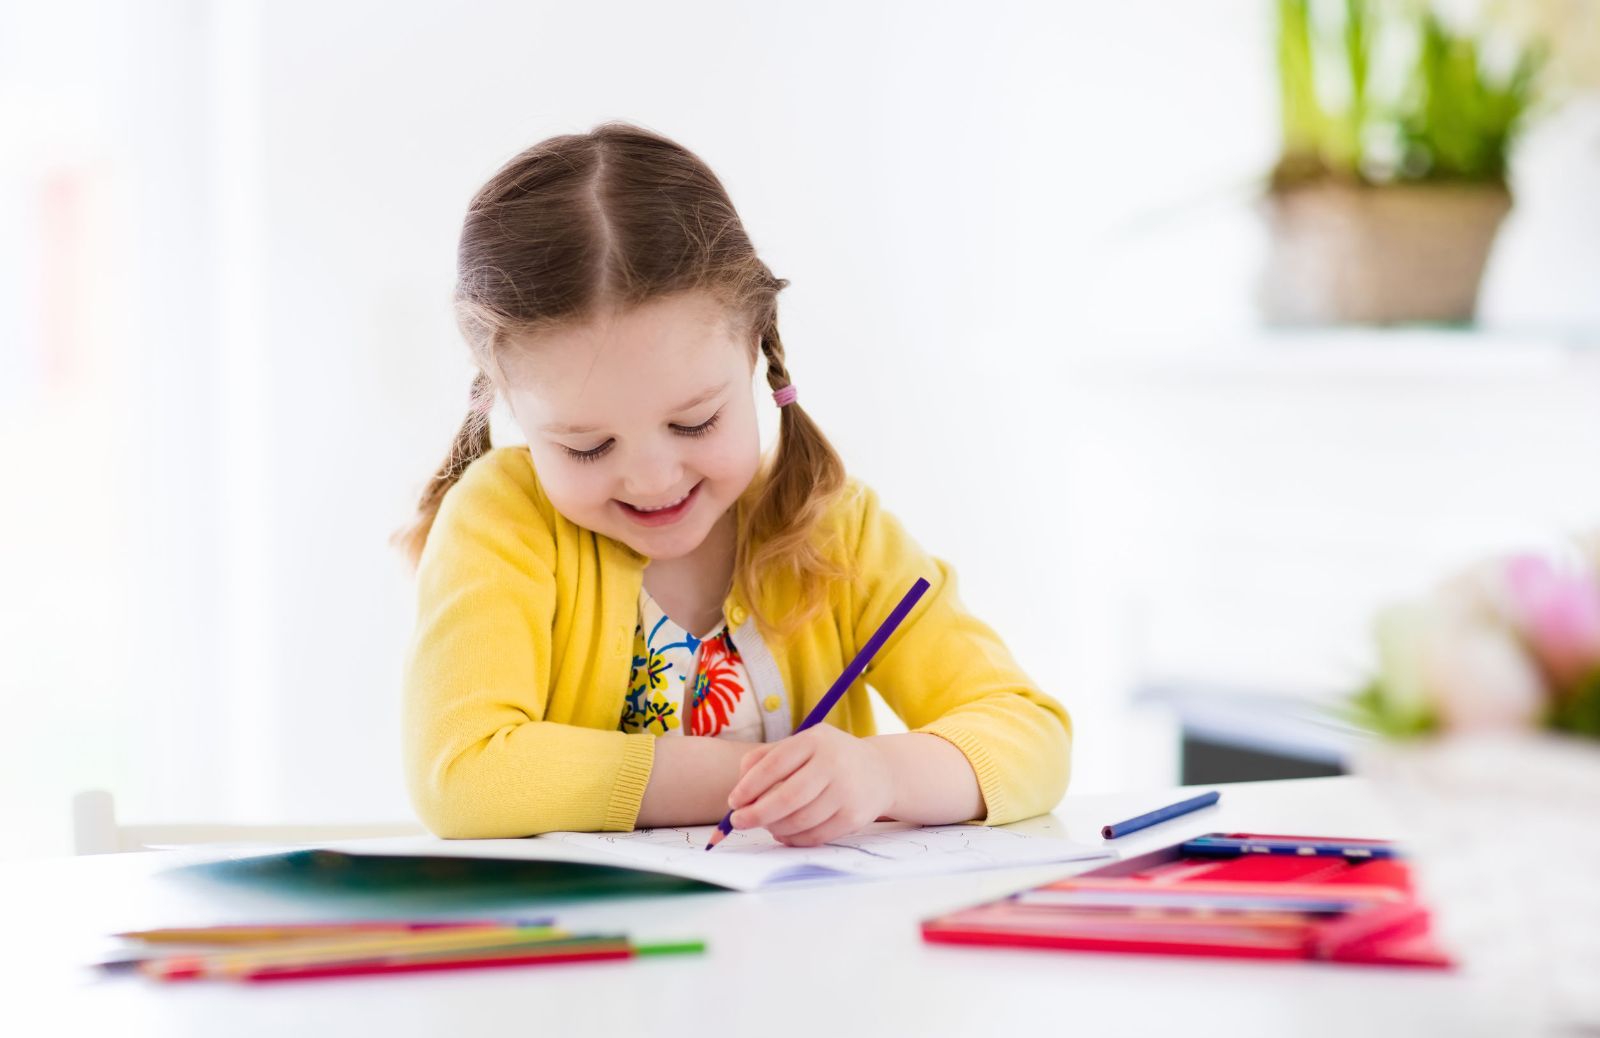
xmin=773 ymin=385 xmax=798 ymax=408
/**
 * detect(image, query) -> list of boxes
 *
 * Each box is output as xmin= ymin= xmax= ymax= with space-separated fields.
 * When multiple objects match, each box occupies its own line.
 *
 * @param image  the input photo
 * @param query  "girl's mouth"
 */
xmin=616 ymin=481 xmax=702 ymax=527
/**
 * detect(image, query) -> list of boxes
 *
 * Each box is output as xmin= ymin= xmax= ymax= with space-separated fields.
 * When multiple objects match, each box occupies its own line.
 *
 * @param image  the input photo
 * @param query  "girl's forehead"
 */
xmin=501 ymin=292 xmax=754 ymax=416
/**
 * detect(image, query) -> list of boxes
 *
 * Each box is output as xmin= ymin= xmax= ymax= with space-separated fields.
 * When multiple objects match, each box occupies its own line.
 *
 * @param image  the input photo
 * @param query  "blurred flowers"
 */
xmin=1353 ymin=539 xmax=1600 ymax=739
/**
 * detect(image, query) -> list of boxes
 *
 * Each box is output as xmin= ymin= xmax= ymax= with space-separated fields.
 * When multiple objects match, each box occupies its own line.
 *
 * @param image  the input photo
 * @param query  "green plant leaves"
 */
xmin=1272 ymin=0 xmax=1545 ymax=186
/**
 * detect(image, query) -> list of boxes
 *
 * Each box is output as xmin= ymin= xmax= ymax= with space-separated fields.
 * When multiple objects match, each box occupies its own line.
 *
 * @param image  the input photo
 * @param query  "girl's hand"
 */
xmin=725 ymin=727 xmax=895 ymax=847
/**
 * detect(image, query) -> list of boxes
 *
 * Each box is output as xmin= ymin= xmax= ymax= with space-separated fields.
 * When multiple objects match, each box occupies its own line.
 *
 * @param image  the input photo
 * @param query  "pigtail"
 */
xmin=393 ymin=372 xmax=495 ymax=568
xmin=735 ymin=296 xmax=851 ymax=641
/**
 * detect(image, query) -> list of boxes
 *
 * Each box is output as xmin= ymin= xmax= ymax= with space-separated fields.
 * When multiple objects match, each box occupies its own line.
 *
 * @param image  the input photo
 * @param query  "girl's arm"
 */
xmin=634 ymin=736 xmax=750 ymax=827
xmin=867 ymin=731 xmax=984 ymax=824
xmin=406 ymin=452 xmax=660 ymax=838
xmin=843 ymin=485 xmax=1073 ymax=826
xmin=724 ymin=481 xmax=1070 ymax=845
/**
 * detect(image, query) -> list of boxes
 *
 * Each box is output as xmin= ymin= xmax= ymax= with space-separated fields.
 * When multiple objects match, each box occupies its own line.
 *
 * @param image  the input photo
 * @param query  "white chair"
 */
xmin=72 ymin=790 xmax=425 ymax=855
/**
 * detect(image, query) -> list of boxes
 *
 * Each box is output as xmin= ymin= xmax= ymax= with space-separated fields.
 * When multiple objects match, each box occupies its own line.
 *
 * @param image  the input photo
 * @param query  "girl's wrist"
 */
xmin=865 ymin=732 xmax=983 ymax=825
xmin=864 ymin=735 xmax=905 ymax=820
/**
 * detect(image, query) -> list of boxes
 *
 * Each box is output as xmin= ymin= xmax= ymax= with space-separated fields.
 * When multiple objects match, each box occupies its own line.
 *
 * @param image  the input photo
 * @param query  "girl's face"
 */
xmin=502 ymin=291 xmax=763 ymax=562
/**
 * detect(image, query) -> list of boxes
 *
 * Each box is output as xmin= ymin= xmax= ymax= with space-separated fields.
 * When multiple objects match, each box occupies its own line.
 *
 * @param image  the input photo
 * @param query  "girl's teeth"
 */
xmin=635 ymin=491 xmax=689 ymax=512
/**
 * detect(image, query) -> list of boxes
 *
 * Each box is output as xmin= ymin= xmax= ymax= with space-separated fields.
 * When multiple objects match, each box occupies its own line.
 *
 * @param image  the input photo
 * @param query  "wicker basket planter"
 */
xmin=1259 ymin=180 xmax=1512 ymax=325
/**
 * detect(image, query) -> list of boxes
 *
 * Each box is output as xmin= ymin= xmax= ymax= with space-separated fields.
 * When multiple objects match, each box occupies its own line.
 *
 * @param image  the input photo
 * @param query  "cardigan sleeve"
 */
xmin=844 ymin=483 xmax=1072 ymax=825
xmin=402 ymin=454 xmax=655 ymax=838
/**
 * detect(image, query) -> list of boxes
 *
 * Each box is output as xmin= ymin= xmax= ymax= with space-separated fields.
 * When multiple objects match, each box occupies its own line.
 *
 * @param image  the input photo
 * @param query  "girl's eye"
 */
xmin=562 ymin=440 xmax=613 ymax=463
xmin=560 ymin=410 xmax=719 ymax=463
xmin=673 ymin=411 xmax=721 ymax=438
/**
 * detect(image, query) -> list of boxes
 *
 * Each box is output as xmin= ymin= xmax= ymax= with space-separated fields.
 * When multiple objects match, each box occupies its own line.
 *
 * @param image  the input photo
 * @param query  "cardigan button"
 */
xmin=763 ymin=695 xmax=781 ymax=713
xmin=729 ymin=605 xmax=748 ymax=626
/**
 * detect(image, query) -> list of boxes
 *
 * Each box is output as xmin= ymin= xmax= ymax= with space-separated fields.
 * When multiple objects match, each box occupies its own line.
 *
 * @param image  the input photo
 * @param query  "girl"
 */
xmin=398 ymin=123 xmax=1071 ymax=846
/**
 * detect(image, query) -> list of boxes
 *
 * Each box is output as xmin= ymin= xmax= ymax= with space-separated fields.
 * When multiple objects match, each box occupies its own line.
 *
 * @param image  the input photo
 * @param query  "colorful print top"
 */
xmin=620 ymin=585 xmax=764 ymax=742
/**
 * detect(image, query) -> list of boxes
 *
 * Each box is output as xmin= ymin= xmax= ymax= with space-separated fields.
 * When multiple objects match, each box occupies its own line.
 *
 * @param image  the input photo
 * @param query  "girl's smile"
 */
xmin=617 ymin=480 xmax=703 ymax=526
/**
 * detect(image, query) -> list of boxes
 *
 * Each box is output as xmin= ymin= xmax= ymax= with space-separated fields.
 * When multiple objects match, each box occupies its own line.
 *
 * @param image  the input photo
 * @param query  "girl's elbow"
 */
xmin=407 ymin=754 xmax=588 ymax=839
xmin=409 ymin=785 xmax=558 ymax=840
xmin=406 ymin=751 xmax=531 ymax=839
xmin=407 ymin=775 xmax=490 ymax=839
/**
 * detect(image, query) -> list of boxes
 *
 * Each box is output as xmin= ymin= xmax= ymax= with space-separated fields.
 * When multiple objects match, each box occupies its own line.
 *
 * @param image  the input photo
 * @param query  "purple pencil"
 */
xmin=706 ymin=576 xmax=931 ymax=851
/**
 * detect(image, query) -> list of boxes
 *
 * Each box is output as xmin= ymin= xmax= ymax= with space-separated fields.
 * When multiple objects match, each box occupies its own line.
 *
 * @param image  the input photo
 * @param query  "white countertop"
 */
xmin=0 ymin=777 xmax=1511 ymax=1037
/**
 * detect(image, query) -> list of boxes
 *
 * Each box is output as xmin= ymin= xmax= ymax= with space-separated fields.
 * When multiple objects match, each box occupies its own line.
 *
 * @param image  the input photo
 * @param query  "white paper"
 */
xmin=318 ymin=822 xmax=1112 ymax=892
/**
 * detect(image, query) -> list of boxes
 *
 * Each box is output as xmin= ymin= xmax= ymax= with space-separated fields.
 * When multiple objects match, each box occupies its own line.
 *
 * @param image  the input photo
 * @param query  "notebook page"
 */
xmin=542 ymin=822 xmax=1113 ymax=891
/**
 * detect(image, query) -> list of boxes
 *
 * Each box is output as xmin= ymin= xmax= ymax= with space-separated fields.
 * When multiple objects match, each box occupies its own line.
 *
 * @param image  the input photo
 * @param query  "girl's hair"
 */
xmin=394 ymin=122 xmax=849 ymax=639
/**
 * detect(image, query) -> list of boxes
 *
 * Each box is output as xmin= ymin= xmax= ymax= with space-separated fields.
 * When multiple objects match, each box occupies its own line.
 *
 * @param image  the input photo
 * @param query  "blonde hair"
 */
xmin=394 ymin=123 xmax=848 ymax=639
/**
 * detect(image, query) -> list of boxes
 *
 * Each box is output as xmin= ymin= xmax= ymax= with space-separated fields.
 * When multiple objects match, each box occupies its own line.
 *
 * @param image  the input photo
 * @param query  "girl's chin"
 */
xmin=615 ymin=521 xmax=709 ymax=561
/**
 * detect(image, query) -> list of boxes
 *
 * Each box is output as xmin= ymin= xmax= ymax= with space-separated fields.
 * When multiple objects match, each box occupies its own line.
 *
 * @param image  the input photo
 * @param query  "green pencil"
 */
xmin=633 ymin=939 xmax=707 ymax=957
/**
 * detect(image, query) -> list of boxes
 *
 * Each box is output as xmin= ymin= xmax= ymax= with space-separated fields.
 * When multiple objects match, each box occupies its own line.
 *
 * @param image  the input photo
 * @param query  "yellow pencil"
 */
xmin=117 ymin=919 xmax=552 ymax=945
xmin=140 ymin=925 xmax=568 ymax=981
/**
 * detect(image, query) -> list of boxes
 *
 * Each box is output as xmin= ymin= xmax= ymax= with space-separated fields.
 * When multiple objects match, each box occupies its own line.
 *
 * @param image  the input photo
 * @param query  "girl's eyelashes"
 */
xmin=559 ymin=410 xmax=722 ymax=463
xmin=672 ymin=411 xmax=721 ymax=437
xmin=562 ymin=440 xmax=613 ymax=463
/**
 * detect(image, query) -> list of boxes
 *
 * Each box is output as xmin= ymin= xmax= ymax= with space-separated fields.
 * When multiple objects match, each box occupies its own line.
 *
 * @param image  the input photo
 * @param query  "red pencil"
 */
xmin=237 ymin=939 xmax=706 ymax=983
xmin=241 ymin=943 xmax=634 ymax=982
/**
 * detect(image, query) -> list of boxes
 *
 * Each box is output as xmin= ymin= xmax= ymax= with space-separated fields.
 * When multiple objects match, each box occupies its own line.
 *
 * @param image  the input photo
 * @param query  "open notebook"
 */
xmin=310 ymin=823 xmax=1113 ymax=892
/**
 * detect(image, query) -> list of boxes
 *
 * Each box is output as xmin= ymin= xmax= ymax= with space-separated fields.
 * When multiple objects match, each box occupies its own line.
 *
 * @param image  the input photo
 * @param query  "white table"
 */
xmin=1 ymin=778 xmax=1512 ymax=1037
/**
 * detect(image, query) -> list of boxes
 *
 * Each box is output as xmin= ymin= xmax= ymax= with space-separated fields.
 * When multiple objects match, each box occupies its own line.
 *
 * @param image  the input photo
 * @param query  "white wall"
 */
xmin=3 ymin=0 xmax=1597 ymax=856
xmin=236 ymin=0 xmax=1282 ymax=827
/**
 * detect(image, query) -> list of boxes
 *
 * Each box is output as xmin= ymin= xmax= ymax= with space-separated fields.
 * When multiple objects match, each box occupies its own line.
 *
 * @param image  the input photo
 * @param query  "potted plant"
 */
xmin=1350 ymin=536 xmax=1600 ymax=1028
xmin=1260 ymin=0 xmax=1554 ymax=324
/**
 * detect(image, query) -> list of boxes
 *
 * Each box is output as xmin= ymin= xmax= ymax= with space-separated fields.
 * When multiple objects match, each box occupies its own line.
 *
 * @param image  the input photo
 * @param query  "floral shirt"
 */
xmin=620 ymin=585 xmax=765 ymax=742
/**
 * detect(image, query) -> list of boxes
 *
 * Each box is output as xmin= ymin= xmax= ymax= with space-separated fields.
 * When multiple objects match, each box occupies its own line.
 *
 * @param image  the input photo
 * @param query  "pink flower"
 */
xmin=1373 ymin=591 xmax=1546 ymax=733
xmin=1420 ymin=614 xmax=1546 ymax=731
xmin=1501 ymin=553 xmax=1600 ymax=696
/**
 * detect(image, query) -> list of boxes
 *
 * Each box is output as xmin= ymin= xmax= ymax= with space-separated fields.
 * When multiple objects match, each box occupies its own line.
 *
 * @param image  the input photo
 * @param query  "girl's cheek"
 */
xmin=703 ymin=440 xmax=758 ymax=484
xmin=572 ymin=466 xmax=618 ymax=504
xmin=707 ymin=410 xmax=762 ymax=477
xmin=529 ymin=449 xmax=608 ymax=512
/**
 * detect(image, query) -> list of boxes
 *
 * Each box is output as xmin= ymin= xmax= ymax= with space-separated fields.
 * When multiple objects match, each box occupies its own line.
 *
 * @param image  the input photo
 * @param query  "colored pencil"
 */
xmin=237 ymin=939 xmax=705 ymax=983
xmin=1181 ymin=834 xmax=1398 ymax=860
xmin=114 ymin=919 xmax=554 ymax=945
xmin=1099 ymin=790 xmax=1220 ymax=839
xmin=139 ymin=925 xmax=569 ymax=980
xmin=1013 ymin=889 xmax=1363 ymax=914
xmin=706 ymin=576 xmax=931 ymax=851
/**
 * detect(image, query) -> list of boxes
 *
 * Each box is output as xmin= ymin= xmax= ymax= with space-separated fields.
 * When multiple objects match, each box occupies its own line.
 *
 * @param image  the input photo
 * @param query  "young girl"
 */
xmin=398 ymin=123 xmax=1071 ymax=846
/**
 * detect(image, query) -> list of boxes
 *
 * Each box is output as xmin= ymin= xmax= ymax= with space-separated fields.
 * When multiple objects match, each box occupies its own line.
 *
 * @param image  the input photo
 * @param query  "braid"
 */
xmin=735 ymin=293 xmax=850 ymax=641
xmin=756 ymin=268 xmax=798 ymax=398
xmin=760 ymin=328 xmax=793 ymax=393
xmin=392 ymin=372 xmax=495 ymax=567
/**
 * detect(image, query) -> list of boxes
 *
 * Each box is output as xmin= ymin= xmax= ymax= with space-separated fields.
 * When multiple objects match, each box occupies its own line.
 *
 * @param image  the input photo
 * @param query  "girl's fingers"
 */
xmin=732 ymin=740 xmax=790 ymax=785
xmin=774 ymin=805 xmax=852 ymax=848
xmin=761 ymin=778 xmax=839 ymax=838
xmin=727 ymin=738 xmax=814 ymax=810
xmin=736 ymin=743 xmax=774 ymax=778
xmin=733 ymin=763 xmax=832 ymax=833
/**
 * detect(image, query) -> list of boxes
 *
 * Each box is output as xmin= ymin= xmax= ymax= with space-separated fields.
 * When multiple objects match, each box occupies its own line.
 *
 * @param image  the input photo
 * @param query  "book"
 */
xmin=218 ymin=822 xmax=1115 ymax=894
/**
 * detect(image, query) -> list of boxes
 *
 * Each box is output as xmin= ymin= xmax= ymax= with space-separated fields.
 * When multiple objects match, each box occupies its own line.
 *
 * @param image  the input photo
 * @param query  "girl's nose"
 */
xmin=620 ymin=443 xmax=686 ymax=501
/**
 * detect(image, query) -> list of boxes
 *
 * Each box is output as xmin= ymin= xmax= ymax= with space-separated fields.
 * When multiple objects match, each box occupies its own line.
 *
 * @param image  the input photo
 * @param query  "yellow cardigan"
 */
xmin=403 ymin=447 xmax=1072 ymax=837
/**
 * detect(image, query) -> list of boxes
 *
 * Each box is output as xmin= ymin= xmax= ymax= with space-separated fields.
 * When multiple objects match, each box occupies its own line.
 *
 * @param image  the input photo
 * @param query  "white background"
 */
xmin=2 ymin=0 xmax=1598 ymax=858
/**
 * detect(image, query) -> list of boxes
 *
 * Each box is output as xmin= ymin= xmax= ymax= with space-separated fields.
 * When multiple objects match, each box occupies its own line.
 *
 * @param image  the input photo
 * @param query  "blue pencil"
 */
xmin=705 ymin=577 xmax=932 ymax=850
xmin=1181 ymin=834 xmax=1398 ymax=860
xmin=1099 ymin=790 xmax=1221 ymax=839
